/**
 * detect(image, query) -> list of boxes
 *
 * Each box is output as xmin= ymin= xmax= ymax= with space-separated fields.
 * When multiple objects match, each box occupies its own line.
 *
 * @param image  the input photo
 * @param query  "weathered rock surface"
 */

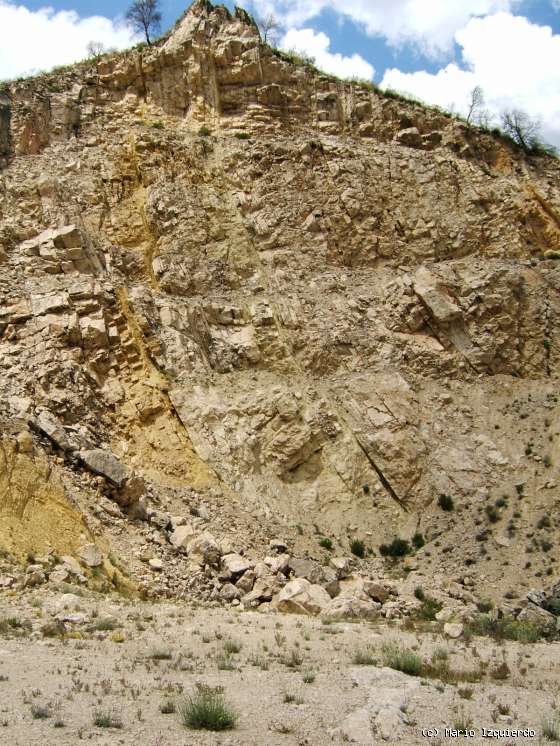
xmin=0 ymin=0 xmax=560 ymax=604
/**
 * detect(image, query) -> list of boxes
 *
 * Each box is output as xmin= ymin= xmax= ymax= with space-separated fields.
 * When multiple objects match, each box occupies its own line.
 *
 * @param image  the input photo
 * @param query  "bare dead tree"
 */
xmin=126 ymin=0 xmax=162 ymax=46
xmin=466 ymin=85 xmax=485 ymax=125
xmin=257 ymin=13 xmax=281 ymax=46
xmin=500 ymin=108 xmax=542 ymax=151
xmin=86 ymin=41 xmax=107 ymax=60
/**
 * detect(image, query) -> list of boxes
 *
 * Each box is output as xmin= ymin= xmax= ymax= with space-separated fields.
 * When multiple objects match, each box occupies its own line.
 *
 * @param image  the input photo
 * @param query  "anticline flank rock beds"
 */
xmin=0 ymin=0 xmax=559 ymax=621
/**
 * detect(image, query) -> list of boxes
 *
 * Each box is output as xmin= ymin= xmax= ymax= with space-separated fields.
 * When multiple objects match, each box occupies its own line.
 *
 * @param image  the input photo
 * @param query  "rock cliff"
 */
xmin=1 ymin=0 xmax=560 ymax=604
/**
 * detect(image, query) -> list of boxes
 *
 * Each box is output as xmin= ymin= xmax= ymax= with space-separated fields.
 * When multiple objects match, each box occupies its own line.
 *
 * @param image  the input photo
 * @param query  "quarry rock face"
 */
xmin=1 ymin=0 xmax=560 ymax=603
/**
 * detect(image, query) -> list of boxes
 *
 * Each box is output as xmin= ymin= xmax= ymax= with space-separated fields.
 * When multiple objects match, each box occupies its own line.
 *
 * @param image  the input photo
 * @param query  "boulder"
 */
xmin=33 ymin=410 xmax=74 ymax=451
xmin=242 ymin=576 xmax=279 ymax=607
xmin=221 ymin=553 xmax=253 ymax=578
xmin=148 ymin=558 xmax=163 ymax=571
xmin=323 ymin=595 xmax=380 ymax=621
xmin=236 ymin=570 xmax=256 ymax=593
xmin=169 ymin=524 xmax=196 ymax=551
xmin=517 ymin=603 xmax=557 ymax=632
xmin=289 ymin=558 xmax=339 ymax=597
xmin=78 ymin=543 xmax=103 ymax=568
xmin=444 ymin=622 xmax=464 ymax=639
xmin=363 ymin=581 xmax=390 ymax=604
xmin=186 ymin=532 xmax=221 ymax=566
xmin=277 ymin=578 xmax=331 ymax=616
xmin=269 ymin=539 xmax=288 ymax=553
xmin=80 ymin=449 xmax=127 ymax=488
xmin=394 ymin=127 xmax=422 ymax=148
xmin=264 ymin=553 xmax=290 ymax=575
xmin=220 ymin=583 xmax=242 ymax=602
xmin=330 ymin=557 xmax=352 ymax=579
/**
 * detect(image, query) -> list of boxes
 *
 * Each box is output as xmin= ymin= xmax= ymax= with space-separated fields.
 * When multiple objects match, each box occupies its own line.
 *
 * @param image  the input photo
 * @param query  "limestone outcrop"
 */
xmin=0 ymin=0 xmax=559 ymax=603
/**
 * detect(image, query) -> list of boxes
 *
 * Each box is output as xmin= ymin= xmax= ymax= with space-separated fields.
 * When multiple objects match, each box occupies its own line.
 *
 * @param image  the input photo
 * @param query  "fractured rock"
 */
xmin=276 ymin=578 xmax=331 ymax=616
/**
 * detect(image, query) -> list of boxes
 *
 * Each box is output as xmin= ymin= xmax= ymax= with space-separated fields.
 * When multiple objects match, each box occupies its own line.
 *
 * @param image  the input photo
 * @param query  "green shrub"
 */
xmin=437 ymin=494 xmax=455 ymax=511
xmin=417 ymin=597 xmax=443 ymax=621
xmin=485 ymin=505 xmax=500 ymax=523
xmin=350 ymin=539 xmax=366 ymax=558
xmin=151 ymin=121 xmax=164 ymax=129
xmin=412 ymin=533 xmax=425 ymax=549
xmin=179 ymin=684 xmax=237 ymax=731
xmin=234 ymin=131 xmax=251 ymax=140
xmin=92 ymin=710 xmax=123 ymax=729
xmin=160 ymin=699 xmax=176 ymax=714
xmin=542 ymin=716 xmax=560 ymax=741
xmin=319 ymin=537 xmax=333 ymax=550
xmin=198 ymin=125 xmax=212 ymax=137
xmin=545 ymin=597 xmax=560 ymax=616
xmin=352 ymin=647 xmax=377 ymax=665
xmin=31 ymin=704 xmax=51 ymax=720
xmin=465 ymin=614 xmax=540 ymax=643
xmin=379 ymin=538 xmax=411 ymax=558
xmin=382 ymin=644 xmax=423 ymax=676
xmin=414 ymin=586 xmax=426 ymax=601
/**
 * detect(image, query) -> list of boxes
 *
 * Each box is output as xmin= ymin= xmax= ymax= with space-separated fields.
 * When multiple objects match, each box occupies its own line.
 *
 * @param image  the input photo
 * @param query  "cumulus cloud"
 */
xmin=0 ymin=2 xmax=135 ymax=80
xmin=281 ymin=27 xmax=375 ymax=79
xmin=252 ymin=0 xmax=519 ymax=55
xmin=381 ymin=12 xmax=560 ymax=146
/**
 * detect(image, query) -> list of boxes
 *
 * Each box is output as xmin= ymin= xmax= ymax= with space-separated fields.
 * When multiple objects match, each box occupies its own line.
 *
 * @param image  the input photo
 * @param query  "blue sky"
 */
xmin=1 ymin=0 xmax=559 ymax=144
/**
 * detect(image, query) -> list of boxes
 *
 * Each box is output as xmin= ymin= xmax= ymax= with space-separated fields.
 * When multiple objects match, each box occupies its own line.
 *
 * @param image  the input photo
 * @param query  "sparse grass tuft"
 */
xmin=179 ymin=684 xmax=237 ymax=731
xmin=350 ymin=539 xmax=366 ymax=558
xmin=465 ymin=614 xmax=540 ymax=643
xmin=92 ymin=709 xmax=123 ymax=729
xmin=223 ymin=639 xmax=242 ymax=654
xmin=319 ymin=537 xmax=333 ymax=550
xmin=382 ymin=644 xmax=423 ymax=676
xmin=149 ymin=647 xmax=173 ymax=660
xmin=438 ymin=494 xmax=455 ymax=511
xmin=543 ymin=716 xmax=560 ymax=741
xmin=379 ymin=538 xmax=410 ymax=558
xmin=160 ymin=699 xmax=176 ymax=714
xmin=353 ymin=648 xmax=377 ymax=666
xmin=31 ymin=704 xmax=51 ymax=720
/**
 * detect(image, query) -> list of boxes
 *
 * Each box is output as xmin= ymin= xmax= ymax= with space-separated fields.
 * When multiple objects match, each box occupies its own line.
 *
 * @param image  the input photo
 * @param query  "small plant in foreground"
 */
xmin=160 ymin=699 xmax=176 ymax=714
xmin=438 ymin=494 xmax=455 ymax=511
xmin=352 ymin=648 xmax=377 ymax=665
xmin=319 ymin=537 xmax=333 ymax=550
xmin=543 ymin=716 xmax=560 ymax=741
xmin=179 ymin=684 xmax=237 ymax=731
xmin=198 ymin=125 xmax=211 ymax=137
xmin=379 ymin=538 xmax=411 ymax=558
xmin=223 ymin=639 xmax=242 ymax=654
xmin=149 ymin=647 xmax=173 ymax=660
xmin=350 ymin=539 xmax=366 ymax=558
xmin=92 ymin=709 xmax=123 ymax=729
xmin=31 ymin=704 xmax=51 ymax=720
xmin=302 ymin=670 xmax=316 ymax=684
xmin=382 ymin=644 xmax=423 ymax=676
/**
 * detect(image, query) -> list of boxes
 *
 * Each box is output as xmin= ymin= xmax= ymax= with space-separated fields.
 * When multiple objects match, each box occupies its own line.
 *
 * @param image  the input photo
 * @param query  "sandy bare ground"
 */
xmin=1 ymin=590 xmax=559 ymax=745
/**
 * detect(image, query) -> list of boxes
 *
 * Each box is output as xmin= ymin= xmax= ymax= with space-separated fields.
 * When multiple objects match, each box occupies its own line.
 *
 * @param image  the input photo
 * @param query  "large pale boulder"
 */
xmin=79 ymin=449 xmax=127 ymax=488
xmin=277 ymin=578 xmax=331 ymax=616
xmin=221 ymin=553 xmax=252 ymax=577
xmin=323 ymin=595 xmax=380 ymax=621
xmin=169 ymin=524 xmax=196 ymax=551
xmin=78 ymin=543 xmax=103 ymax=568
xmin=186 ymin=532 xmax=221 ymax=566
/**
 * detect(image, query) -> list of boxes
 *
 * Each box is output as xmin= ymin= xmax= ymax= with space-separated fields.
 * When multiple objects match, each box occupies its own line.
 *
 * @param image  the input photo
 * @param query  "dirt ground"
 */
xmin=1 ymin=589 xmax=559 ymax=745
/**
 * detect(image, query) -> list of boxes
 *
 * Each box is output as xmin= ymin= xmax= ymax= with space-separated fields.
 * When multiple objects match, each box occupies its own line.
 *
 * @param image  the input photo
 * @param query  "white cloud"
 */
xmin=381 ymin=12 xmax=560 ymax=146
xmin=252 ymin=0 xmax=519 ymax=56
xmin=281 ymin=27 xmax=375 ymax=79
xmin=0 ymin=2 xmax=135 ymax=80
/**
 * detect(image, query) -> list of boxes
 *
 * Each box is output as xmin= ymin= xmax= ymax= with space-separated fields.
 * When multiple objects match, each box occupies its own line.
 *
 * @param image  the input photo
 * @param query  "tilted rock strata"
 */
xmin=0 ymin=0 xmax=559 ymax=605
